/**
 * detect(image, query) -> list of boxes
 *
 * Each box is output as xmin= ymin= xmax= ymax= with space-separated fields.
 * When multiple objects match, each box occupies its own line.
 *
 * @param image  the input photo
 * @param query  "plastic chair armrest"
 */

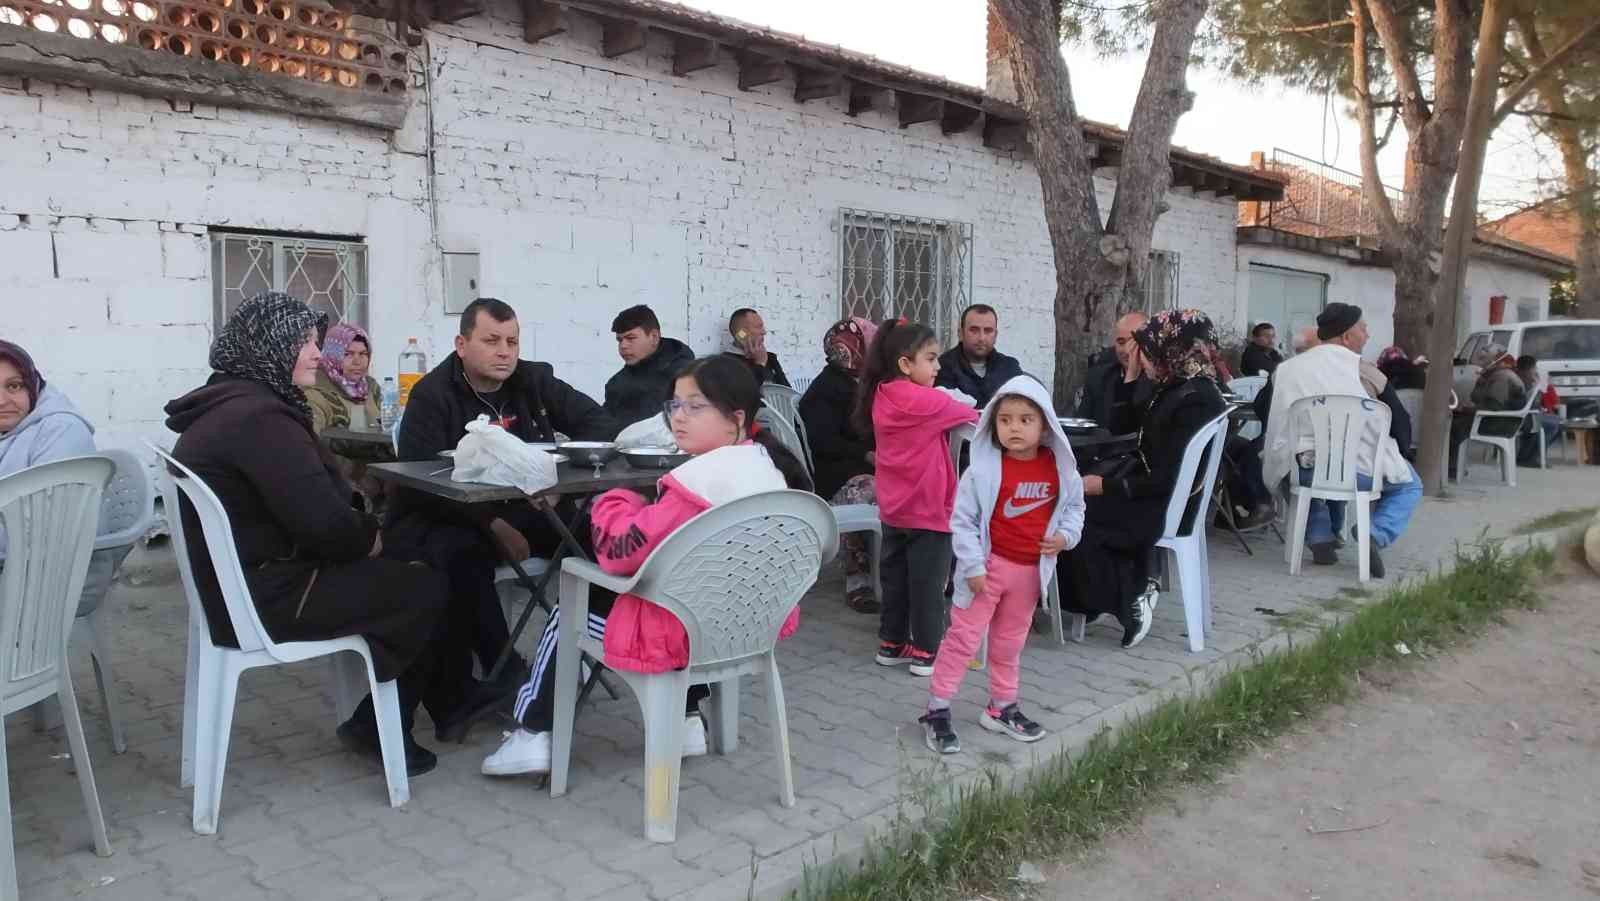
xmin=559 ymin=557 xmax=637 ymax=595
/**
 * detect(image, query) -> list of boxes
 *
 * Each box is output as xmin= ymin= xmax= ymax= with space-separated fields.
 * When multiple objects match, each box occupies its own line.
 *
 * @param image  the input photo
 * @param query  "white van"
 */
xmin=1453 ymin=320 xmax=1600 ymax=415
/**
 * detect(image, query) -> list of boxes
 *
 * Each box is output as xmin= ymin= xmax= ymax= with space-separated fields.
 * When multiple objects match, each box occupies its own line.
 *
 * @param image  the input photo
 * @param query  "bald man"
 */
xmin=1075 ymin=312 xmax=1155 ymax=435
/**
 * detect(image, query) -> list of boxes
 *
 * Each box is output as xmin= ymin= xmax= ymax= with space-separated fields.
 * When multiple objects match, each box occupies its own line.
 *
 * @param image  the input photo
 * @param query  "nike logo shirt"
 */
xmin=989 ymin=447 xmax=1059 ymax=565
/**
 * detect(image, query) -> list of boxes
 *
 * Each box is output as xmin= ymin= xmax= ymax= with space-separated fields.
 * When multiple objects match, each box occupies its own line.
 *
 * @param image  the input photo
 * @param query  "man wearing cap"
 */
xmin=1262 ymin=303 xmax=1421 ymax=577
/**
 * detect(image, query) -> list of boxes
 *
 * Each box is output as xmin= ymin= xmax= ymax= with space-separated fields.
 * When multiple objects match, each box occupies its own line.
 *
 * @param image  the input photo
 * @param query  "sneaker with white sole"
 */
xmin=907 ymin=646 xmax=937 ymax=677
xmin=919 ymin=709 xmax=960 ymax=754
xmin=482 ymin=728 xmax=550 ymax=776
xmin=979 ymin=704 xmax=1045 ymax=742
xmin=682 ymin=715 xmax=708 ymax=758
xmin=1122 ymin=582 xmax=1158 ymax=649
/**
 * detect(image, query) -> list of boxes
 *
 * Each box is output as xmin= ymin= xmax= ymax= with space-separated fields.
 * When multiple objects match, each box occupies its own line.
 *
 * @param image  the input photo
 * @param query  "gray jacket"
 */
xmin=0 ymin=384 xmax=96 ymax=556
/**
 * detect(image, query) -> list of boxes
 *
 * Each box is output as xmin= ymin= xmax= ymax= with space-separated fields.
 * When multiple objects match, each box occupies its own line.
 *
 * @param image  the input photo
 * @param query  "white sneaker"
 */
xmin=482 ymin=729 xmax=551 ymax=776
xmin=682 ymin=715 xmax=708 ymax=758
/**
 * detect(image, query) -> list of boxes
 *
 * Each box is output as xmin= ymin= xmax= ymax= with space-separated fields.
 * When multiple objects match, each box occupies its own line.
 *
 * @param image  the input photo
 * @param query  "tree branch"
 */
xmin=1374 ymin=104 xmax=1401 ymax=152
xmin=1492 ymin=17 xmax=1600 ymax=128
xmin=1223 ymin=17 xmax=1352 ymax=38
xmin=1362 ymin=0 xmax=1429 ymax=127
xmin=1352 ymin=1 xmax=1404 ymax=244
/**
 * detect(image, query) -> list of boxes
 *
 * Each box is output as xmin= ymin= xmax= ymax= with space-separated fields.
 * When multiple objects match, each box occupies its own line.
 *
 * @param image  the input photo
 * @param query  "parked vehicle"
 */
xmin=1453 ymin=320 xmax=1600 ymax=417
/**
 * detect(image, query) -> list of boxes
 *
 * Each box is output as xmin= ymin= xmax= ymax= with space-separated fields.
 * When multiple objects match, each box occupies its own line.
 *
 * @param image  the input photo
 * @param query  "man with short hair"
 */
xmin=386 ymin=298 xmax=618 ymax=737
xmin=1515 ymin=355 xmax=1561 ymax=465
xmin=1075 ymin=311 xmax=1153 ymax=435
xmin=1263 ymin=302 xmax=1420 ymax=577
xmin=724 ymin=308 xmax=789 ymax=387
xmin=936 ymin=304 xmax=1023 ymax=409
xmin=603 ymin=304 xmax=696 ymax=426
xmin=1240 ymin=322 xmax=1283 ymax=375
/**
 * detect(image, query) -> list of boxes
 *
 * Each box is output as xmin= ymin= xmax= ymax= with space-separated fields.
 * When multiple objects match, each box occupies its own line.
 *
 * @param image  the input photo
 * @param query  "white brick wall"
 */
xmin=0 ymin=3 xmax=1248 ymax=452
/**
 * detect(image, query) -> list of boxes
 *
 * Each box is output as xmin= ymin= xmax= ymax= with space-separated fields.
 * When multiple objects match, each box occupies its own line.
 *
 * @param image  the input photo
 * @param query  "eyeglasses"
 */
xmin=663 ymin=398 xmax=716 ymax=418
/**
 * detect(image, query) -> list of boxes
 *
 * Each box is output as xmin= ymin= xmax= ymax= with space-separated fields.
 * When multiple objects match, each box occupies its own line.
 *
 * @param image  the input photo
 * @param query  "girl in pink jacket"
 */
xmin=483 ymin=355 xmax=811 ymax=778
xmin=856 ymin=320 xmax=980 ymax=676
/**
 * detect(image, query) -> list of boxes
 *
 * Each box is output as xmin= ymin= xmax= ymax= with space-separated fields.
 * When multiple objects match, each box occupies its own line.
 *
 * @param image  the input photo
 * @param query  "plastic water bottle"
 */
xmin=397 ymin=338 xmax=427 ymax=409
xmin=380 ymin=377 xmax=399 ymax=427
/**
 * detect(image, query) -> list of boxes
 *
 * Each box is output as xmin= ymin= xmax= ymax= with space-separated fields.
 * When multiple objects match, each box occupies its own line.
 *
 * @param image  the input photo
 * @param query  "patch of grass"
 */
xmin=1319 ymin=596 xmax=1361 ymax=614
xmin=795 ymin=541 xmax=1551 ymax=901
xmin=1512 ymin=506 xmax=1598 ymax=536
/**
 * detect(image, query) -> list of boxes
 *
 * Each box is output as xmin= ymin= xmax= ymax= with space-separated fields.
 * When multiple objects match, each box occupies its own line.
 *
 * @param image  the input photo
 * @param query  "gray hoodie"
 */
xmin=0 ymin=384 xmax=96 ymax=555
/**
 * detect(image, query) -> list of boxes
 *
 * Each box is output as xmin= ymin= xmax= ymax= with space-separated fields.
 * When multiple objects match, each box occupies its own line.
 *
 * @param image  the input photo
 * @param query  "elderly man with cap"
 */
xmin=1262 ymin=303 xmax=1421 ymax=577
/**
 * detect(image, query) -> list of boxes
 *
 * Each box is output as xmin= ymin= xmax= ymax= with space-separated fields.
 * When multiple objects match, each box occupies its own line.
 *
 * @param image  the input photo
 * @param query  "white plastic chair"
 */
xmin=1456 ymin=378 xmax=1545 ymax=487
xmin=0 ymin=456 xmax=116 ymax=896
xmin=1284 ymin=396 xmax=1391 ymax=584
xmin=790 ymin=375 xmax=813 ymax=393
xmin=1146 ymin=412 xmax=1230 ymax=652
xmin=549 ymin=490 xmax=838 ymax=843
xmin=759 ymin=384 xmax=813 ymax=472
xmin=1395 ymin=389 xmax=1424 ymax=454
xmin=1229 ymin=376 xmax=1267 ymax=441
xmin=150 ymin=445 xmax=411 ymax=835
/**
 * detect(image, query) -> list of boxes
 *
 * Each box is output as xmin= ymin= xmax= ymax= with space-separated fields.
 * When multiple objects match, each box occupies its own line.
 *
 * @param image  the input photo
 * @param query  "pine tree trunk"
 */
xmin=1552 ymin=125 xmax=1600 ymax=320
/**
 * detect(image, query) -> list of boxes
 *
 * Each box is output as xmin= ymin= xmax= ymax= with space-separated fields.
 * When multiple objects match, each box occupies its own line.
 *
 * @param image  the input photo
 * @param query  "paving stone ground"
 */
xmin=10 ymin=462 xmax=1599 ymax=901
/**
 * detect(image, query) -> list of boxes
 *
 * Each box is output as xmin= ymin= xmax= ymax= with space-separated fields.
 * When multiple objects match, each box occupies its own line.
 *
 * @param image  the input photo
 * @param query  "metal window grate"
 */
xmin=211 ymin=232 xmax=369 ymax=330
xmin=838 ymin=208 xmax=972 ymax=347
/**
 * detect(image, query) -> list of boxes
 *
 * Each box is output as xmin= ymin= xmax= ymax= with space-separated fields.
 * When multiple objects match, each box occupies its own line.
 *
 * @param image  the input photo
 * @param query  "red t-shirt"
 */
xmin=988 ymin=448 xmax=1059 ymax=565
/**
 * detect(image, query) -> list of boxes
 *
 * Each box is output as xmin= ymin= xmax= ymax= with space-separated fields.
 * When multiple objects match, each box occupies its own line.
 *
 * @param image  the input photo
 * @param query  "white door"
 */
xmin=1248 ymin=265 xmax=1327 ymax=354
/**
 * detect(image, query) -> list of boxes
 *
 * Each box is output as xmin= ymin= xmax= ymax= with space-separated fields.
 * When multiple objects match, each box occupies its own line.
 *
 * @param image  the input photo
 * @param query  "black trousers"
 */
xmin=878 ymin=525 xmax=952 ymax=651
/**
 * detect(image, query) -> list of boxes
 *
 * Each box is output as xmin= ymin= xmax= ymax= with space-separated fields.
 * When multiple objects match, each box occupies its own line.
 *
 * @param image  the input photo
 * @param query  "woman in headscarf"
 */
xmin=1057 ymin=309 xmax=1227 ymax=649
xmin=0 ymin=340 xmax=97 ymax=559
xmin=799 ymin=316 xmax=881 ymax=612
xmin=164 ymin=292 xmax=461 ymax=776
xmin=305 ymin=323 xmax=391 ymax=510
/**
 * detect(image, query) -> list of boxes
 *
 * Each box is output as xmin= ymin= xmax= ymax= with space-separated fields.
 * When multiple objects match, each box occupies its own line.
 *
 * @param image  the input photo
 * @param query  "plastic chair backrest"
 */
xmin=624 ymin=490 xmax=838 ymax=668
xmin=1287 ymin=394 xmax=1391 ymax=492
xmin=949 ymin=423 xmax=975 ymax=472
xmin=790 ymin=376 xmax=813 ymax=393
xmin=95 ymin=447 xmax=155 ymax=550
xmin=1159 ymin=412 xmax=1230 ymax=541
xmin=760 ymin=383 xmax=802 ymax=422
xmin=1230 ymin=375 xmax=1268 ymax=403
xmin=0 ymin=456 xmax=112 ymax=699
xmin=149 ymin=444 xmax=279 ymax=658
xmin=754 ymin=408 xmax=807 ymax=471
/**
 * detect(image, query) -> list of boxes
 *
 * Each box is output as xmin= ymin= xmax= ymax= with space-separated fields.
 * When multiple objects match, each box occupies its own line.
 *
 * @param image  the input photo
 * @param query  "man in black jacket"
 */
xmin=724 ymin=308 xmax=789 ymax=387
xmin=1240 ymin=322 xmax=1284 ymax=375
xmin=1075 ymin=311 xmax=1154 ymax=435
xmin=386 ymin=298 xmax=618 ymax=736
xmin=603 ymin=304 xmax=696 ymax=426
xmin=935 ymin=304 xmax=1023 ymax=408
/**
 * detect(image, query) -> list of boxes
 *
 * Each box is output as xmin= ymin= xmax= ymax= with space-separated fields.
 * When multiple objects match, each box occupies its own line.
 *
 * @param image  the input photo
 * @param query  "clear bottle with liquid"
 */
xmin=397 ymin=338 xmax=427 ymax=409
xmin=380 ymin=376 xmax=399 ymax=426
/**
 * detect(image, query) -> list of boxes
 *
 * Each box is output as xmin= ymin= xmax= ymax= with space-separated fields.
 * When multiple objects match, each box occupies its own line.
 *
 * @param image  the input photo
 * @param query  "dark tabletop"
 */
xmin=368 ymin=458 xmax=662 ymax=503
xmin=1066 ymin=430 xmax=1137 ymax=450
xmin=321 ymin=427 xmax=394 ymax=446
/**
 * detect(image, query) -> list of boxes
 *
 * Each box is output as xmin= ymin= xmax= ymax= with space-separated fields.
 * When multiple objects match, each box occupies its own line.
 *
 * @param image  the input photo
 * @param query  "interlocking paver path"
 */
xmin=11 ymin=464 xmax=1598 ymax=900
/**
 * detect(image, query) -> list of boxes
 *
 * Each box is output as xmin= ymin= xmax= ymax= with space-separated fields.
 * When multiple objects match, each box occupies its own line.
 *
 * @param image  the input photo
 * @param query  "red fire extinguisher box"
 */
xmin=1489 ymin=295 xmax=1507 ymax=325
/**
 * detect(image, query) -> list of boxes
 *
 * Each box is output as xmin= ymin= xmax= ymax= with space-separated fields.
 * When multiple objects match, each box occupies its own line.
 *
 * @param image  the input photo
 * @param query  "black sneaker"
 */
xmin=1122 ymin=582 xmax=1157 ymax=649
xmin=980 ymin=704 xmax=1045 ymax=743
xmin=919 ymin=709 xmax=960 ymax=754
xmin=876 ymin=641 xmax=913 ymax=667
xmin=338 ymin=716 xmax=437 ymax=777
xmin=1309 ymin=541 xmax=1339 ymax=565
xmin=907 ymin=646 xmax=937 ymax=677
xmin=1350 ymin=527 xmax=1386 ymax=579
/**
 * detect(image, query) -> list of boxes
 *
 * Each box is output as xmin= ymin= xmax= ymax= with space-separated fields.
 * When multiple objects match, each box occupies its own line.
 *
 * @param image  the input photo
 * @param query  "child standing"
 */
xmin=857 ymin=321 xmax=981 ymax=675
xmin=920 ymin=376 xmax=1084 ymax=753
xmin=483 ymin=355 xmax=812 ymax=777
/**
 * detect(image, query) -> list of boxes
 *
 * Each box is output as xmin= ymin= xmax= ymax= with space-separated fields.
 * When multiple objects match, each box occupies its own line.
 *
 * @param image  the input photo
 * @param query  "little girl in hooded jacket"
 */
xmin=484 ymin=355 xmax=811 ymax=778
xmin=919 ymin=375 xmax=1085 ymax=754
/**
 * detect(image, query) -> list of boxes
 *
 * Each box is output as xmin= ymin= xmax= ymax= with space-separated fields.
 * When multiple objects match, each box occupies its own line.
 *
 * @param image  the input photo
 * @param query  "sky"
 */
xmin=678 ymin=0 xmax=1558 ymax=216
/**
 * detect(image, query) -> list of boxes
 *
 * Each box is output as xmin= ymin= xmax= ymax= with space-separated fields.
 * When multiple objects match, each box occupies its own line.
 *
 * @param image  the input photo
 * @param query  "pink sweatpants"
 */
xmin=929 ymin=553 xmax=1040 ymax=707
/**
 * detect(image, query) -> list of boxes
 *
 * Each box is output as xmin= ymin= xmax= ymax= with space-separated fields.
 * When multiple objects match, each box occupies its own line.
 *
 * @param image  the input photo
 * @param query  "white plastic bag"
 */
xmin=615 ymin=414 xmax=675 ymax=450
xmin=451 ymin=415 xmax=558 ymax=494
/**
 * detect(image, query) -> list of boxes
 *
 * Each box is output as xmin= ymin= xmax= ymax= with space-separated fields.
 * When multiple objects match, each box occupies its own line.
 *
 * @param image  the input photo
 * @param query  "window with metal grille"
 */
xmin=1144 ymin=250 xmax=1180 ymax=314
xmin=211 ymin=232 xmax=369 ymax=330
xmin=838 ymin=209 xmax=973 ymax=347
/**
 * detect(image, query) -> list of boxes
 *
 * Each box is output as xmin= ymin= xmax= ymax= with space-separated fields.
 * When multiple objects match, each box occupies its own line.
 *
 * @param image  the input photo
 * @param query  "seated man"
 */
xmin=1240 ymin=322 xmax=1283 ymax=375
xmin=723 ymin=308 xmax=789 ymax=387
xmin=1075 ymin=311 xmax=1154 ymax=436
xmin=385 ymin=298 xmax=618 ymax=737
xmin=1450 ymin=346 xmax=1523 ymax=475
xmin=1263 ymin=303 xmax=1420 ymax=578
xmin=602 ymin=304 xmax=695 ymax=427
xmin=935 ymin=304 xmax=1023 ymax=409
xmin=1515 ymin=355 xmax=1561 ymax=466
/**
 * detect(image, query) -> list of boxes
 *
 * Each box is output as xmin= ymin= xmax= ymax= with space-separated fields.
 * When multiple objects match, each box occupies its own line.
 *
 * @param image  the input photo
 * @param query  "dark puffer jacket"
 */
xmin=603 ymin=337 xmax=696 ymax=426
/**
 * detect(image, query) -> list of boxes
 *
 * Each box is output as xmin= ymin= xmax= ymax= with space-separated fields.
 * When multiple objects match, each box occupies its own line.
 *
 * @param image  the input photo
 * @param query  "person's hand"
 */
xmin=489 ymin=517 xmax=531 ymax=564
xmin=1039 ymin=532 xmax=1069 ymax=557
xmin=866 ymin=451 xmax=877 ymax=466
xmin=966 ymin=574 xmax=986 ymax=597
xmin=1082 ymin=475 xmax=1104 ymax=496
xmin=368 ymin=532 xmax=383 ymax=558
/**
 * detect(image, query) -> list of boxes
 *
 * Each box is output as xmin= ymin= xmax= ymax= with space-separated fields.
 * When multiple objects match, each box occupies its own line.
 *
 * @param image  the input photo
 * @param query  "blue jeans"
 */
xmin=1297 ymin=464 xmax=1422 ymax=549
xmin=1519 ymin=414 xmax=1561 ymax=464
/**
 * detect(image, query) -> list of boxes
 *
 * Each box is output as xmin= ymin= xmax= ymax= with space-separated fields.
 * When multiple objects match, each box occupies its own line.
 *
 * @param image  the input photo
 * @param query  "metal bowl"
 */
xmin=1057 ymin=417 xmax=1100 ymax=433
xmin=441 ymin=448 xmax=568 ymax=464
xmin=557 ymin=441 xmax=620 ymax=467
xmin=621 ymin=446 xmax=692 ymax=470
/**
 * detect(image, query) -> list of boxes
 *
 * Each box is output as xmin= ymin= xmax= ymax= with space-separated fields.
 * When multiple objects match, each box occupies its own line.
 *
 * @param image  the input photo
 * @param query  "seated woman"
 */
xmin=799 ymin=317 xmax=880 ymax=613
xmin=1057 ymin=310 xmax=1227 ymax=649
xmin=482 ymin=354 xmax=812 ymax=777
xmin=306 ymin=323 xmax=390 ymax=510
xmin=1377 ymin=346 xmax=1428 ymax=391
xmin=1450 ymin=348 xmax=1523 ymax=476
xmin=1 ymin=340 xmax=97 ymax=551
xmin=165 ymin=292 xmax=461 ymax=775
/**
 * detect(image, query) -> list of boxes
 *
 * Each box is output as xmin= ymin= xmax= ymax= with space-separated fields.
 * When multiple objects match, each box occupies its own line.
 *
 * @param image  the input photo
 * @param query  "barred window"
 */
xmin=211 ymin=232 xmax=369 ymax=330
xmin=1145 ymin=250 xmax=1180 ymax=314
xmin=838 ymin=209 xmax=973 ymax=347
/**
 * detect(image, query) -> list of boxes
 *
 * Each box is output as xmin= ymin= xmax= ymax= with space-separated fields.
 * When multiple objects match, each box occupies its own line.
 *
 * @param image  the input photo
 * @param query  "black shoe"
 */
xmin=980 ymin=704 xmax=1045 ymax=742
xmin=1309 ymin=541 xmax=1339 ymax=566
xmin=1121 ymin=584 xmax=1156 ymax=649
xmin=337 ymin=716 xmax=437 ymax=777
xmin=919 ymin=709 xmax=960 ymax=754
xmin=1350 ymin=527 xmax=1386 ymax=579
xmin=434 ymin=676 xmax=519 ymax=743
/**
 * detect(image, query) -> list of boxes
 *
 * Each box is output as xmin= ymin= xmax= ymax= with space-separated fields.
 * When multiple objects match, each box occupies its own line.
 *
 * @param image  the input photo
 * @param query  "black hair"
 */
xmin=960 ymin=304 xmax=998 ymax=329
xmin=728 ymin=308 xmax=759 ymax=334
xmin=985 ymin=391 xmax=1047 ymax=450
xmin=673 ymin=355 xmax=811 ymax=491
xmin=460 ymin=297 xmax=517 ymax=337
xmin=611 ymin=304 xmax=661 ymax=336
xmin=1516 ymin=354 xmax=1538 ymax=372
xmin=854 ymin=319 xmax=939 ymax=436
xmin=1251 ymin=321 xmax=1275 ymax=337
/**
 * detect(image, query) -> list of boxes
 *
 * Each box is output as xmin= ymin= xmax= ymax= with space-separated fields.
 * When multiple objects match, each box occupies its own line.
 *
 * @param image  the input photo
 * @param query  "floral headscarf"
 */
xmin=209 ymin=292 xmax=328 ymax=422
xmin=1132 ymin=308 xmax=1220 ymax=384
xmin=319 ymin=322 xmax=372 ymax=401
xmin=1377 ymin=345 xmax=1409 ymax=369
xmin=822 ymin=317 xmax=878 ymax=378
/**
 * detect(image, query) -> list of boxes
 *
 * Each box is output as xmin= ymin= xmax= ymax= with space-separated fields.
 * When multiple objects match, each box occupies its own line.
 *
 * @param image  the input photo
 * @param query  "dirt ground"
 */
xmin=1037 ymin=567 xmax=1600 ymax=901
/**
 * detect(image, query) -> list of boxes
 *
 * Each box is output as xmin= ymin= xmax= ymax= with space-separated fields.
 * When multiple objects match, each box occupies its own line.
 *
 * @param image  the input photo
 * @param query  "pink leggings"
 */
xmin=929 ymin=553 xmax=1040 ymax=708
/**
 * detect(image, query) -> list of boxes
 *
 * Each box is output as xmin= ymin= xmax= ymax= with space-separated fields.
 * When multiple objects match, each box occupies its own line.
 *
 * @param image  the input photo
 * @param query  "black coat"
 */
xmin=723 ymin=351 xmax=789 ymax=388
xmin=1096 ymin=376 xmax=1228 ymax=543
xmin=1075 ymin=359 xmax=1155 ymax=436
xmin=389 ymin=353 xmax=617 ymax=532
xmin=1240 ymin=344 xmax=1283 ymax=376
xmin=798 ymin=365 xmax=872 ymax=500
xmin=935 ymin=346 xmax=1024 ymax=409
xmin=603 ymin=337 xmax=696 ymax=426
